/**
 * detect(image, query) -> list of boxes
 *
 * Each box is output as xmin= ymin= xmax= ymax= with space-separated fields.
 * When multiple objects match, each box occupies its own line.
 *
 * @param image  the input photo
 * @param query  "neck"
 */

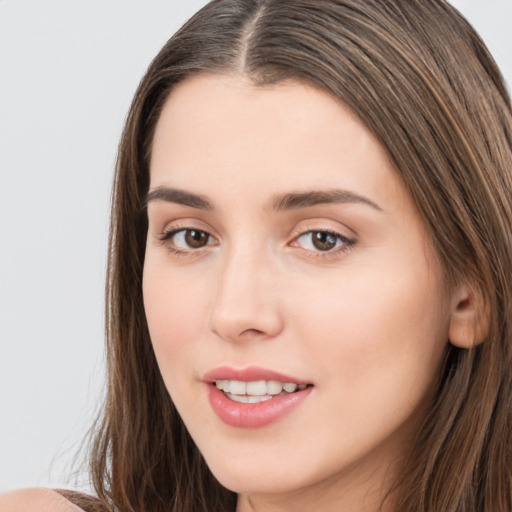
xmin=235 ymin=458 xmax=397 ymax=512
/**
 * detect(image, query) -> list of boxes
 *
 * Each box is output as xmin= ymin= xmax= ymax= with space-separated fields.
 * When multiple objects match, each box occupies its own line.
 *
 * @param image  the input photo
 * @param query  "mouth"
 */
xmin=215 ymin=379 xmax=309 ymax=404
xmin=203 ymin=367 xmax=314 ymax=428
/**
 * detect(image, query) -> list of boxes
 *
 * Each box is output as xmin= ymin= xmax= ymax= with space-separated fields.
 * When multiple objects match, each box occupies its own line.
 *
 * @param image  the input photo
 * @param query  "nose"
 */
xmin=208 ymin=247 xmax=284 ymax=343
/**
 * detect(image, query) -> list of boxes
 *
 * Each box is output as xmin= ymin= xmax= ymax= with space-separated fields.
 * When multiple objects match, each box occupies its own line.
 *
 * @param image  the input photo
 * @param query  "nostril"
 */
xmin=239 ymin=328 xmax=265 ymax=337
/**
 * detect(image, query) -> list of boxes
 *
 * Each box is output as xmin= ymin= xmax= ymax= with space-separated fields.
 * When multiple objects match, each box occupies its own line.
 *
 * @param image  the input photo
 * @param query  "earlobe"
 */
xmin=448 ymin=283 xmax=489 ymax=348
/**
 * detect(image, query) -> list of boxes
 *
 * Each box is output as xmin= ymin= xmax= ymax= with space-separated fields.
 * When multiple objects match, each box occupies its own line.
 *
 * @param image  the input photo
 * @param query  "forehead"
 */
xmin=152 ymin=74 xmax=368 ymax=158
xmin=149 ymin=73 xmax=408 ymax=212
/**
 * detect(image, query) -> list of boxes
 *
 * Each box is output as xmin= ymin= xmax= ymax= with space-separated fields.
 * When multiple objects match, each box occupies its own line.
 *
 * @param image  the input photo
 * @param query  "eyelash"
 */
xmin=157 ymin=228 xmax=217 ymax=256
xmin=291 ymin=229 xmax=355 ymax=259
xmin=157 ymin=227 xmax=356 ymax=259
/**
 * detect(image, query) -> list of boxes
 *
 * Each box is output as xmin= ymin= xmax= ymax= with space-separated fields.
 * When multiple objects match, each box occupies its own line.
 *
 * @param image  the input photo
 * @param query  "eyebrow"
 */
xmin=145 ymin=187 xmax=214 ymax=210
xmin=269 ymin=189 xmax=382 ymax=212
xmin=145 ymin=186 xmax=381 ymax=212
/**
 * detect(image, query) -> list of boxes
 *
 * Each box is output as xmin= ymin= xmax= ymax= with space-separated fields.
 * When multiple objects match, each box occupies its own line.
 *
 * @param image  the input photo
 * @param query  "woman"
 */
xmin=3 ymin=0 xmax=511 ymax=510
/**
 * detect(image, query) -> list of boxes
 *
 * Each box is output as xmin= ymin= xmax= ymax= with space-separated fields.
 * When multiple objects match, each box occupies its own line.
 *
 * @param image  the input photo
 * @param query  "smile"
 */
xmin=203 ymin=367 xmax=313 ymax=428
xmin=216 ymin=380 xmax=308 ymax=403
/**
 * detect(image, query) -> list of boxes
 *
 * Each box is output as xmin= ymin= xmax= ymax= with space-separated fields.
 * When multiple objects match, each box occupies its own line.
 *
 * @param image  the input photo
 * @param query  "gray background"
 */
xmin=1 ymin=0 xmax=511 ymax=492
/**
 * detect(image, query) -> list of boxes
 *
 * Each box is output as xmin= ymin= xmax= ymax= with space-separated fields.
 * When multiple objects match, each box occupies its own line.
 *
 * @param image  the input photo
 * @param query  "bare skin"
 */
xmin=143 ymin=74 xmax=473 ymax=511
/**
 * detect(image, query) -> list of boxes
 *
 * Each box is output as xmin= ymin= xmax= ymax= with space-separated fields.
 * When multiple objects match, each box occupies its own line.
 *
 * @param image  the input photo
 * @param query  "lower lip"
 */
xmin=207 ymin=384 xmax=313 ymax=428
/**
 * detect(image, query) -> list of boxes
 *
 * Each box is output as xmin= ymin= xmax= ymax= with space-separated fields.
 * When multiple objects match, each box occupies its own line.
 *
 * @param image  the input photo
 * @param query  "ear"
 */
xmin=448 ymin=282 xmax=489 ymax=348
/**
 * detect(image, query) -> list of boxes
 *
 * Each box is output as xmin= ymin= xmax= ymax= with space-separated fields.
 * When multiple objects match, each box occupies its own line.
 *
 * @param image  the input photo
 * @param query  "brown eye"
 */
xmin=294 ymin=230 xmax=354 ymax=255
xmin=161 ymin=228 xmax=215 ymax=251
xmin=184 ymin=229 xmax=210 ymax=248
xmin=311 ymin=231 xmax=338 ymax=251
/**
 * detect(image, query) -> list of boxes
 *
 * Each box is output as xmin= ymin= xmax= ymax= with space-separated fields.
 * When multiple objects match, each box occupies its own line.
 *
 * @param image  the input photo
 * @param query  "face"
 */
xmin=143 ymin=74 xmax=455 ymax=510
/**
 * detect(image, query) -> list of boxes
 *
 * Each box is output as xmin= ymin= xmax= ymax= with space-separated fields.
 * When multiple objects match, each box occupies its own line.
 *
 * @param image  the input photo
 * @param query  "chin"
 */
xmin=212 ymin=469 xmax=300 ymax=496
xmin=201 ymin=447 xmax=321 ymax=496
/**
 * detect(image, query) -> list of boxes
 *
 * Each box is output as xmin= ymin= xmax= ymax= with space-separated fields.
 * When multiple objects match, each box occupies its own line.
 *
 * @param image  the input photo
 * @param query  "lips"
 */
xmin=203 ymin=366 xmax=313 ymax=428
xmin=203 ymin=366 xmax=311 ymax=385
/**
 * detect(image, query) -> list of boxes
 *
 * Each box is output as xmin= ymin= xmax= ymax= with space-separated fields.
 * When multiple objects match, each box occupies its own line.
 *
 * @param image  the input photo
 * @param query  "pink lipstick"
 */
xmin=203 ymin=366 xmax=313 ymax=428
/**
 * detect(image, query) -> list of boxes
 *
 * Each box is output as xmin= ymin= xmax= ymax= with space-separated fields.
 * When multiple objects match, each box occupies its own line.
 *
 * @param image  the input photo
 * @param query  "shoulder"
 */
xmin=0 ymin=488 xmax=86 ymax=512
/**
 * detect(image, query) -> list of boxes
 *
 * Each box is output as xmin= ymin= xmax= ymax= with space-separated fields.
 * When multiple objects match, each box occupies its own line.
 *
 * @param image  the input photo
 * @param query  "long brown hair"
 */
xmin=86 ymin=1 xmax=512 ymax=511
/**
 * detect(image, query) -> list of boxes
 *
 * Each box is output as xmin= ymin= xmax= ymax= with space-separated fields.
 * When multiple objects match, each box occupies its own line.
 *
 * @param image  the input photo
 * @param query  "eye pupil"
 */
xmin=185 ymin=229 xmax=208 ymax=248
xmin=312 ymin=231 xmax=337 ymax=251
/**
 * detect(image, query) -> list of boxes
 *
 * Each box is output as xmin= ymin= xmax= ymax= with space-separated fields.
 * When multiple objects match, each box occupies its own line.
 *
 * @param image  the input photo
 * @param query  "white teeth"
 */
xmin=215 ymin=379 xmax=306 ymax=398
xmin=225 ymin=393 xmax=273 ymax=403
xmin=229 ymin=380 xmax=246 ymax=395
xmin=267 ymin=380 xmax=283 ymax=395
xmin=246 ymin=380 xmax=267 ymax=395
xmin=282 ymin=382 xmax=298 ymax=393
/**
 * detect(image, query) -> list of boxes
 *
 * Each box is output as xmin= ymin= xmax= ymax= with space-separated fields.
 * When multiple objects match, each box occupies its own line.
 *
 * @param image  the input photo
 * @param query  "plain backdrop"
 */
xmin=0 ymin=0 xmax=511 ymax=493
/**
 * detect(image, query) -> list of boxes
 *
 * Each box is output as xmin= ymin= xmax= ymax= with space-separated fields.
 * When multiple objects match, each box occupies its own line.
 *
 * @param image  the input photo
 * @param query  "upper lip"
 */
xmin=202 ymin=365 xmax=312 ymax=385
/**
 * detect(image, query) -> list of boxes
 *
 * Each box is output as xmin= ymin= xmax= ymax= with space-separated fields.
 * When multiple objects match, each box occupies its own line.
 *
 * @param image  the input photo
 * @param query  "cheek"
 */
xmin=142 ymin=259 xmax=209 ymax=385
xmin=274 ymin=265 xmax=450 ymax=475
xmin=287 ymin=257 xmax=450 ymax=396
